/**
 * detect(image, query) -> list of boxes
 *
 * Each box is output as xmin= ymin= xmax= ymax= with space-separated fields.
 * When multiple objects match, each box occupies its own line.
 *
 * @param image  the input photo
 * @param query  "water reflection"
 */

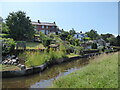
xmin=2 ymin=58 xmax=90 ymax=88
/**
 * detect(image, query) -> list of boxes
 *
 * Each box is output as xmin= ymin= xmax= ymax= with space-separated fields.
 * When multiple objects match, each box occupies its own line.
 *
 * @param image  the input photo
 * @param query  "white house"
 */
xmin=74 ymin=32 xmax=88 ymax=41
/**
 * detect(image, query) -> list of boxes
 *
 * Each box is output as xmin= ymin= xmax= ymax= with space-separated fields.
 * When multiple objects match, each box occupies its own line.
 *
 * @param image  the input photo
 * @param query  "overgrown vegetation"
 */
xmin=91 ymin=43 xmax=97 ymax=49
xmin=51 ymin=52 xmax=118 ymax=88
xmin=26 ymin=42 xmax=44 ymax=49
xmin=39 ymin=32 xmax=52 ymax=47
xmin=2 ymin=38 xmax=15 ymax=55
xmin=0 ymin=64 xmax=20 ymax=71
xmin=24 ymin=45 xmax=67 ymax=67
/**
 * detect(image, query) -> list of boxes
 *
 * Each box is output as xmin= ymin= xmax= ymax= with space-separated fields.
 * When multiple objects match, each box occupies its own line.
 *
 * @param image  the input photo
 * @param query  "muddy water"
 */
xmin=2 ymin=58 xmax=91 ymax=88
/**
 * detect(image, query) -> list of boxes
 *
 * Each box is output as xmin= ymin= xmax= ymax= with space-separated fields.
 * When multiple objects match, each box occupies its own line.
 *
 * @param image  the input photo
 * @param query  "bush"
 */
xmin=2 ymin=38 xmax=15 ymax=54
xmin=42 ymin=38 xmax=52 ymax=47
xmin=0 ymin=34 xmax=11 ymax=38
xmin=74 ymin=46 xmax=84 ymax=55
xmin=39 ymin=32 xmax=52 ymax=47
xmin=91 ymin=43 xmax=97 ymax=49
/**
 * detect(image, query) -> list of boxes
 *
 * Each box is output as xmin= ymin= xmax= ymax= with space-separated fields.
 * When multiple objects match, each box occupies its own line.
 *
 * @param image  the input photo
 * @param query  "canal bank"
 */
xmin=2 ymin=52 xmax=117 ymax=88
xmin=1 ymin=52 xmax=102 ymax=78
xmin=2 ymin=54 xmax=92 ymax=88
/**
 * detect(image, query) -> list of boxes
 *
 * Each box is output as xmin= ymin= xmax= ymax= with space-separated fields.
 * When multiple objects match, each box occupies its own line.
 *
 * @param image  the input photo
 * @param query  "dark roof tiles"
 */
xmin=32 ymin=21 xmax=57 ymax=26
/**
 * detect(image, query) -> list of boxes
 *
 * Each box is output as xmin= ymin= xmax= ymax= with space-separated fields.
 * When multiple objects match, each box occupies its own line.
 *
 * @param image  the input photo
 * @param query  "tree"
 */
xmin=107 ymin=37 xmax=117 ymax=46
xmin=116 ymin=35 xmax=120 ymax=46
xmin=66 ymin=34 xmax=75 ymax=45
xmin=85 ymin=29 xmax=99 ymax=40
xmin=69 ymin=28 xmax=76 ymax=36
xmin=59 ymin=31 xmax=69 ymax=40
xmin=91 ymin=43 xmax=97 ymax=49
xmin=100 ymin=33 xmax=115 ymax=43
xmin=2 ymin=38 xmax=15 ymax=55
xmin=2 ymin=22 xmax=10 ymax=34
xmin=6 ymin=11 xmax=35 ymax=41
xmin=39 ymin=32 xmax=52 ymax=47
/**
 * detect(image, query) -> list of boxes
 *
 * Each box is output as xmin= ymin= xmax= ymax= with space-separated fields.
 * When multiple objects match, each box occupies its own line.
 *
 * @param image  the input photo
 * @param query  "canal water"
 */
xmin=2 ymin=57 xmax=91 ymax=88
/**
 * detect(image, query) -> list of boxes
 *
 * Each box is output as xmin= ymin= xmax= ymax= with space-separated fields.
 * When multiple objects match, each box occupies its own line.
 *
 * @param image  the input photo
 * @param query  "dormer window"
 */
xmin=42 ymin=25 xmax=44 ymax=29
xmin=46 ymin=26 xmax=48 ymax=29
xmin=52 ymin=26 xmax=55 ymax=28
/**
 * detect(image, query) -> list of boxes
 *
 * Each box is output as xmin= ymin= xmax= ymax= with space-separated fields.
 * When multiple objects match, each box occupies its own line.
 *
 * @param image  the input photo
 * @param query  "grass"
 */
xmin=0 ymin=64 xmax=20 ymax=71
xmin=51 ymin=52 xmax=118 ymax=88
xmin=26 ymin=42 xmax=44 ymax=49
xmin=25 ymin=49 xmax=67 ymax=67
xmin=67 ymin=53 xmax=80 ymax=58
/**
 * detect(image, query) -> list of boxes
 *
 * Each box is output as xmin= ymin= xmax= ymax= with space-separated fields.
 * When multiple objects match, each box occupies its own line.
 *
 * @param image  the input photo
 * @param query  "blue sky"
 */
xmin=1 ymin=2 xmax=118 ymax=35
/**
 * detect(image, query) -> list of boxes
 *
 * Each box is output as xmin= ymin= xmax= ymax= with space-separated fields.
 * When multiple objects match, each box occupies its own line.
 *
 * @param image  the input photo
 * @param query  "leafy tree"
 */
xmin=2 ymin=22 xmax=10 ymax=34
xmin=91 ymin=43 xmax=97 ymax=49
xmin=75 ymin=39 xmax=80 ymax=46
xmin=107 ymin=35 xmax=120 ymax=46
xmin=6 ymin=11 xmax=35 ymax=41
xmin=66 ymin=35 xmax=76 ymax=45
xmin=2 ymin=38 xmax=15 ymax=55
xmin=39 ymin=32 xmax=52 ymax=47
xmin=69 ymin=28 xmax=76 ymax=36
xmin=116 ymin=35 xmax=120 ymax=46
xmin=100 ymin=33 xmax=115 ymax=43
xmin=107 ymin=37 xmax=117 ymax=46
xmin=85 ymin=29 xmax=99 ymax=40
xmin=59 ymin=31 xmax=69 ymax=40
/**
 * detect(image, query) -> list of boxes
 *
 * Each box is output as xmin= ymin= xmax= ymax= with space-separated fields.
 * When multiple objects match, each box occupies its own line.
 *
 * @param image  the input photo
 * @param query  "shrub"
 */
xmin=0 ymin=34 xmax=11 ymax=38
xmin=2 ymin=38 xmax=15 ymax=54
xmin=91 ymin=43 xmax=97 ymax=49
xmin=74 ymin=46 xmax=84 ymax=55
xmin=39 ymin=32 xmax=52 ymax=47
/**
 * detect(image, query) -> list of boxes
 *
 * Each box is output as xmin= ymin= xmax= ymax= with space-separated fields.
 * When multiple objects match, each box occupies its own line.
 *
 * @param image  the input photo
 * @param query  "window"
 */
xmin=46 ymin=26 xmax=48 ymax=29
xmin=42 ymin=25 xmax=44 ymax=29
xmin=34 ymin=25 xmax=37 ymax=28
xmin=52 ymin=26 xmax=55 ymax=28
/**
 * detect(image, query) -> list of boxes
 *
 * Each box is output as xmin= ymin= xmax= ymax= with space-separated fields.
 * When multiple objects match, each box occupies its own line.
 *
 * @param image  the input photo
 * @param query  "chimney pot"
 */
xmin=38 ymin=20 xmax=40 ymax=23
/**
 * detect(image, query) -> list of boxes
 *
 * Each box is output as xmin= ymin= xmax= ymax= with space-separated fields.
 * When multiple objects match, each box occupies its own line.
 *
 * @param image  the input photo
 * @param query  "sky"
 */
xmin=0 ymin=2 xmax=118 ymax=35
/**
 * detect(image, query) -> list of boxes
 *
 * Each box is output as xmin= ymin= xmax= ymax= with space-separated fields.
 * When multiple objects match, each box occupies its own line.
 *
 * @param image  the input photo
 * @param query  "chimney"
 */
xmin=38 ymin=20 xmax=40 ymax=23
xmin=53 ymin=21 xmax=55 ymax=24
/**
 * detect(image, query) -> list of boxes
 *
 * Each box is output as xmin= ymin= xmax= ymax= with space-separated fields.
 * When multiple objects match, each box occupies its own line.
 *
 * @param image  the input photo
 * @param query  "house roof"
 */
xmin=32 ymin=21 xmax=57 ymax=26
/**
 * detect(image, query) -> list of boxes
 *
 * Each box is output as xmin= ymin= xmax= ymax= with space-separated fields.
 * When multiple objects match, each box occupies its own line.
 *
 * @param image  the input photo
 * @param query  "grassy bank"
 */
xmin=67 ymin=53 xmax=80 ymax=58
xmin=51 ymin=52 xmax=118 ymax=88
xmin=0 ymin=64 xmax=20 ymax=71
xmin=26 ymin=42 xmax=44 ymax=49
xmin=24 ymin=50 xmax=67 ymax=67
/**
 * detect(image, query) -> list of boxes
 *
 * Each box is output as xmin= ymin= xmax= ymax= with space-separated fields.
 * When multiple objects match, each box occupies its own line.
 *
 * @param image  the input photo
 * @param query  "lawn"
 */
xmin=0 ymin=64 xmax=20 ymax=71
xmin=51 ymin=52 xmax=118 ymax=88
xmin=26 ymin=42 xmax=44 ymax=49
